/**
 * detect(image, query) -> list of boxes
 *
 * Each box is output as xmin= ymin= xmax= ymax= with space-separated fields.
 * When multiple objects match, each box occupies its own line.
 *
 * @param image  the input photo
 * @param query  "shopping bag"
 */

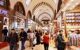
xmin=18 ymin=41 xmax=21 ymax=50
xmin=33 ymin=38 xmax=36 ymax=45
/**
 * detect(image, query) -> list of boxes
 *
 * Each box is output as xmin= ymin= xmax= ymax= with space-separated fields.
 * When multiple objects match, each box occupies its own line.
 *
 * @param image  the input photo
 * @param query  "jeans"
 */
xmin=10 ymin=44 xmax=17 ymax=50
xmin=57 ymin=47 xmax=65 ymax=50
xmin=44 ymin=43 xmax=49 ymax=50
xmin=4 ymin=35 xmax=7 ymax=41
xmin=21 ymin=41 xmax=26 ymax=50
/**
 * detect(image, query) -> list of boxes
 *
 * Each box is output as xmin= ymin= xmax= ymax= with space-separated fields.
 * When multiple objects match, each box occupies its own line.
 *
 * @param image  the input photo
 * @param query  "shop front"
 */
xmin=0 ymin=0 xmax=10 ymax=41
xmin=0 ymin=7 xmax=9 ymax=41
xmin=9 ymin=11 xmax=27 ymax=32
xmin=57 ymin=11 xmax=80 ymax=37
xmin=65 ymin=12 xmax=80 ymax=31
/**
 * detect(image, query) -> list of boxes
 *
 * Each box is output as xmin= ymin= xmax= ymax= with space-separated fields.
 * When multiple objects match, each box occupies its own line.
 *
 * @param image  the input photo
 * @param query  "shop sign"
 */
xmin=0 ymin=9 xmax=8 ymax=15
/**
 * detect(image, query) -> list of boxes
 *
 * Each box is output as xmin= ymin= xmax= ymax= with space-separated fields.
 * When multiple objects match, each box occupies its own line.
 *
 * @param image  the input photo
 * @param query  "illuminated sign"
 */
xmin=0 ymin=9 xmax=8 ymax=15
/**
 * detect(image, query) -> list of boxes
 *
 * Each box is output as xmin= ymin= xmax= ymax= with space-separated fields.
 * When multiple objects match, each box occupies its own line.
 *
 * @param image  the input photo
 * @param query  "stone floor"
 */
xmin=1 ymin=44 xmax=57 ymax=50
xmin=1 ymin=40 xmax=80 ymax=50
xmin=1 ymin=40 xmax=57 ymax=50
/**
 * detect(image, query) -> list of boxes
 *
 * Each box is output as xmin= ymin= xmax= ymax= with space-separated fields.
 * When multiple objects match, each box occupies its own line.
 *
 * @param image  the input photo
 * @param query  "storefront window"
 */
xmin=0 ymin=0 xmax=4 ymax=6
xmin=0 ymin=0 xmax=10 ymax=10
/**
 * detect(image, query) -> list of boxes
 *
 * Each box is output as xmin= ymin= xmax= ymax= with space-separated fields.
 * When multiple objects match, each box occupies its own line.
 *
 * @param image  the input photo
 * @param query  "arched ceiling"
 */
xmin=67 ymin=4 xmax=80 ymax=12
xmin=14 ymin=1 xmax=25 ymax=15
xmin=27 ymin=0 xmax=56 ymax=22
xmin=38 ymin=12 xmax=51 ymax=19
xmin=33 ymin=2 xmax=54 ymax=21
xmin=32 ymin=2 xmax=54 ymax=14
xmin=38 ymin=13 xmax=52 ymax=21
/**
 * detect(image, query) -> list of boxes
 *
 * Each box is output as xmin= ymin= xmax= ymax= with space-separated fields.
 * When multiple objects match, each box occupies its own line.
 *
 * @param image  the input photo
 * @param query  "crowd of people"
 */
xmin=68 ymin=30 xmax=80 ymax=46
xmin=2 ymin=27 xmax=43 ymax=50
xmin=2 ymin=27 xmax=80 ymax=50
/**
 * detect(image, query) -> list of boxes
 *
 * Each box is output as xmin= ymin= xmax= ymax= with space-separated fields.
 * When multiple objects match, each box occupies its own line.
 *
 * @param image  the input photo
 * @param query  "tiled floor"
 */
xmin=1 ymin=44 xmax=57 ymax=50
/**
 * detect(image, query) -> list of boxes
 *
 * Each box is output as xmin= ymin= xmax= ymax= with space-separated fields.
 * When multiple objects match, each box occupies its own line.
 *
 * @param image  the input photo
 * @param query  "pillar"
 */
xmin=63 ymin=12 xmax=67 ymax=37
xmin=0 ymin=14 xmax=3 ymax=41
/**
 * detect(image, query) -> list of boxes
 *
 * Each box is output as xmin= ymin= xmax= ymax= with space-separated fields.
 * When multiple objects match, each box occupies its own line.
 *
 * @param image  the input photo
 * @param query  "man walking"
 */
xmin=2 ymin=27 xmax=8 ymax=41
xmin=20 ymin=29 xmax=27 ymax=50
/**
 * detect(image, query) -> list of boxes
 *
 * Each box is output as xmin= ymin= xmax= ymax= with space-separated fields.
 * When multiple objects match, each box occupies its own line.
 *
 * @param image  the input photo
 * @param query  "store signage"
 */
xmin=0 ymin=9 xmax=8 ymax=15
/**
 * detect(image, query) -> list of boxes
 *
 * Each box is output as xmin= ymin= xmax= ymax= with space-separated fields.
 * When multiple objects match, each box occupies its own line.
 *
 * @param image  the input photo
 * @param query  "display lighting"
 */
xmin=0 ymin=9 xmax=8 ymax=15
xmin=26 ymin=0 xmax=31 ymax=6
xmin=66 ymin=25 xmax=80 ymax=29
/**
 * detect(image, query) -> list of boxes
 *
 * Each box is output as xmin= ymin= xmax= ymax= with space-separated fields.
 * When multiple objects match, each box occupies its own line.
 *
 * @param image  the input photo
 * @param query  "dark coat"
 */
xmin=36 ymin=32 xmax=41 ymax=44
xmin=57 ymin=34 xmax=66 ymax=48
xmin=2 ymin=29 xmax=8 ymax=35
xmin=8 ymin=33 xmax=18 ymax=45
xmin=20 ymin=31 xmax=27 ymax=41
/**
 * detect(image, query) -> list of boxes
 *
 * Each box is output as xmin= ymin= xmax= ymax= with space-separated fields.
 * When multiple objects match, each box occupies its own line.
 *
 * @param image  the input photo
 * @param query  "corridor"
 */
xmin=0 ymin=0 xmax=80 ymax=50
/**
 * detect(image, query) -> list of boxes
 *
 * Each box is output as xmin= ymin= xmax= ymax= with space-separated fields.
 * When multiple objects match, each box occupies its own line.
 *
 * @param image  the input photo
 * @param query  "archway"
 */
xmin=14 ymin=1 xmax=25 ymax=15
xmin=32 ymin=2 xmax=54 ymax=15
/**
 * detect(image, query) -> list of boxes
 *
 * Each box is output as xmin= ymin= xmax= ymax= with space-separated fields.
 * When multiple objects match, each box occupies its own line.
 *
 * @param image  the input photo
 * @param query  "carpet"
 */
xmin=0 ymin=42 xmax=8 ymax=49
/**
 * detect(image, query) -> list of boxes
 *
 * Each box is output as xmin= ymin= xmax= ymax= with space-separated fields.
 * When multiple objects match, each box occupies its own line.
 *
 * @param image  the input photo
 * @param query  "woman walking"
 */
xmin=43 ymin=32 xmax=49 ymax=50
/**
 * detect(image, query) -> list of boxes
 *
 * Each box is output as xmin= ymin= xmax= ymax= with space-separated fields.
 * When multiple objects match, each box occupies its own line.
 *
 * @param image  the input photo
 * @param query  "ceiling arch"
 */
xmin=38 ymin=12 xmax=52 ymax=20
xmin=41 ymin=16 xmax=50 ymax=20
xmin=14 ymin=1 xmax=25 ymax=15
xmin=38 ymin=12 xmax=51 ymax=19
xmin=32 ymin=2 xmax=54 ymax=15
xmin=38 ymin=13 xmax=52 ymax=21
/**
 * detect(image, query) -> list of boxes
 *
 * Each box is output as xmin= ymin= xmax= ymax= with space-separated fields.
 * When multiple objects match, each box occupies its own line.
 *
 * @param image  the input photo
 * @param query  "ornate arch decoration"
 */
xmin=14 ymin=1 xmax=25 ymax=15
xmin=32 ymin=2 xmax=54 ymax=15
xmin=38 ymin=12 xmax=51 ymax=19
